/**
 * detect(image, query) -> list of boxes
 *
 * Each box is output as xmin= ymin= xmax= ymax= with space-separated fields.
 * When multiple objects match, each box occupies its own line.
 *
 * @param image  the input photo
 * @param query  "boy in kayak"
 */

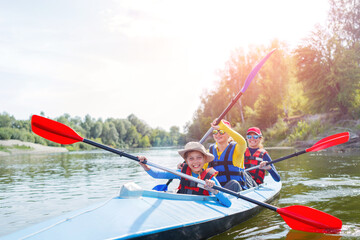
xmin=138 ymin=142 xmax=231 ymax=207
xmin=244 ymin=127 xmax=281 ymax=184
xmin=208 ymin=119 xmax=256 ymax=191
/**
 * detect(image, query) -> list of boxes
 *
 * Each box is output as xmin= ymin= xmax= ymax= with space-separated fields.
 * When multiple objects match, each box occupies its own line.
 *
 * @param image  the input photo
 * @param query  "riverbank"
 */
xmin=0 ymin=140 xmax=68 ymax=157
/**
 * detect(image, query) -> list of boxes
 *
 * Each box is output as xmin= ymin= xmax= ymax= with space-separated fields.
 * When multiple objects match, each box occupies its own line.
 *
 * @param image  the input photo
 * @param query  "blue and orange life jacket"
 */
xmin=177 ymin=164 xmax=218 ymax=196
xmin=244 ymin=148 xmax=267 ymax=184
xmin=208 ymin=142 xmax=244 ymax=186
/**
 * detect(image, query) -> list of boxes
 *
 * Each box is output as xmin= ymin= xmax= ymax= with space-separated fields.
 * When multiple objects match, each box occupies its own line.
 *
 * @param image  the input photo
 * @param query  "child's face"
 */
xmin=185 ymin=151 xmax=206 ymax=174
xmin=246 ymin=133 xmax=261 ymax=148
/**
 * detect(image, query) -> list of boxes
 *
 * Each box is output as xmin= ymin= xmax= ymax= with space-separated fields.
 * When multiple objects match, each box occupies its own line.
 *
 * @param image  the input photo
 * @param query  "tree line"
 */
xmin=0 ymin=112 xmax=186 ymax=150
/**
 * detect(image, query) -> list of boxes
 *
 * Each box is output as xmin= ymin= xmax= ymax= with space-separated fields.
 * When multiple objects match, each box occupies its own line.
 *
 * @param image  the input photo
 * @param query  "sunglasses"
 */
xmin=212 ymin=130 xmax=225 ymax=135
xmin=246 ymin=135 xmax=261 ymax=140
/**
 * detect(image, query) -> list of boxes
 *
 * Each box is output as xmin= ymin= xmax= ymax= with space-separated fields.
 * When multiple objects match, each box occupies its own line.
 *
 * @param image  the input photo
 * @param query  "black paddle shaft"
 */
xmin=267 ymin=150 xmax=307 ymax=165
xmin=83 ymin=138 xmax=142 ymax=162
xmin=245 ymin=150 xmax=307 ymax=172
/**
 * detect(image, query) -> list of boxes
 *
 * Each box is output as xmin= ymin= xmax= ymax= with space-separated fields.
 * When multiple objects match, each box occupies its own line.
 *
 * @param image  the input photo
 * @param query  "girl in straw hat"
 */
xmin=138 ymin=142 xmax=231 ymax=207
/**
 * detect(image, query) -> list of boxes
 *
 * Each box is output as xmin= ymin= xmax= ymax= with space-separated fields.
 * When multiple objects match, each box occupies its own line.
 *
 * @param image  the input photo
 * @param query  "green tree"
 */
xmin=139 ymin=135 xmax=151 ymax=148
xmin=247 ymin=41 xmax=291 ymax=128
xmin=294 ymin=0 xmax=360 ymax=117
xmin=90 ymin=121 xmax=103 ymax=139
xmin=112 ymin=119 xmax=131 ymax=141
xmin=81 ymin=114 xmax=95 ymax=138
xmin=169 ymin=126 xmax=181 ymax=145
xmin=127 ymin=114 xmax=151 ymax=136
xmin=184 ymin=116 xmax=212 ymax=142
xmin=56 ymin=113 xmax=71 ymax=126
xmin=13 ymin=119 xmax=31 ymax=131
xmin=149 ymin=128 xmax=172 ymax=146
xmin=101 ymin=121 xmax=119 ymax=146
xmin=125 ymin=125 xmax=140 ymax=147
xmin=329 ymin=0 xmax=360 ymax=117
xmin=0 ymin=128 xmax=12 ymax=139
xmin=0 ymin=112 xmax=14 ymax=128
xmin=328 ymin=0 xmax=360 ymax=45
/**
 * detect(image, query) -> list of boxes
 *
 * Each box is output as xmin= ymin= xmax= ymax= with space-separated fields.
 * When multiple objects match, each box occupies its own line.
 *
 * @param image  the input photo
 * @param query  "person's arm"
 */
xmin=218 ymin=121 xmax=246 ymax=168
xmin=146 ymin=168 xmax=181 ymax=180
xmin=213 ymin=178 xmax=232 ymax=207
xmin=138 ymin=156 xmax=181 ymax=179
xmin=204 ymin=177 xmax=232 ymax=207
xmin=262 ymin=153 xmax=281 ymax=182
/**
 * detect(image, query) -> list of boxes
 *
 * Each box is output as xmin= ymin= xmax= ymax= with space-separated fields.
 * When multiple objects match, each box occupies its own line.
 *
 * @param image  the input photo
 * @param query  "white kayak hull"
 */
xmin=2 ymin=175 xmax=281 ymax=240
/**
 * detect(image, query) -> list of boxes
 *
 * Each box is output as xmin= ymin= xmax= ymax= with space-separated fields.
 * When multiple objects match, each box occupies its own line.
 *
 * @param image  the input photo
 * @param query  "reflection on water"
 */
xmin=285 ymin=230 xmax=342 ymax=240
xmin=0 ymin=147 xmax=359 ymax=239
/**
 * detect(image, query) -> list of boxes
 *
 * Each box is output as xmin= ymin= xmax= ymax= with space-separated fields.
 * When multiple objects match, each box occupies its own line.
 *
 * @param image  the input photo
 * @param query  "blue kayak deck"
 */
xmin=2 ymin=176 xmax=281 ymax=240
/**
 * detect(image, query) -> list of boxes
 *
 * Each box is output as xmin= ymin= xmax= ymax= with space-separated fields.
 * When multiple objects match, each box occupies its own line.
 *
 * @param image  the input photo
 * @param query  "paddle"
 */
xmin=152 ymin=49 xmax=277 ymax=191
xmin=31 ymin=115 xmax=342 ymax=234
xmin=152 ymin=179 xmax=172 ymax=191
xmin=245 ymin=132 xmax=350 ymax=172
xmin=199 ymin=48 xmax=276 ymax=143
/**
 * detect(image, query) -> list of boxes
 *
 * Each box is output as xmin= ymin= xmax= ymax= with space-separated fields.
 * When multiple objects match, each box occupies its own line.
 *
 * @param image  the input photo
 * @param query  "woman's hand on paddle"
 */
xmin=137 ymin=156 xmax=151 ymax=171
xmin=211 ymin=118 xmax=220 ymax=130
xmin=204 ymin=179 xmax=219 ymax=195
xmin=259 ymin=161 xmax=271 ymax=170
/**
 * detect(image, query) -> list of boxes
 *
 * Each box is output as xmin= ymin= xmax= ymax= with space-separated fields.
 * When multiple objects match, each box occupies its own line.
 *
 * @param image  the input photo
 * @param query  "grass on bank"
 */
xmin=0 ymin=144 xmax=34 ymax=153
xmin=260 ymin=114 xmax=360 ymax=147
xmin=0 ymin=145 xmax=10 ymax=153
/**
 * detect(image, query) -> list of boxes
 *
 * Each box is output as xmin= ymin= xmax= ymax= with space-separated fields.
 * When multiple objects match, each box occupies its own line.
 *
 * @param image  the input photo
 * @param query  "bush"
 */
xmin=288 ymin=120 xmax=325 ymax=144
xmin=264 ymin=119 xmax=290 ymax=146
xmin=0 ymin=128 xmax=12 ymax=140
xmin=19 ymin=132 xmax=36 ymax=142
xmin=288 ymin=121 xmax=310 ymax=143
xmin=34 ymin=135 xmax=47 ymax=145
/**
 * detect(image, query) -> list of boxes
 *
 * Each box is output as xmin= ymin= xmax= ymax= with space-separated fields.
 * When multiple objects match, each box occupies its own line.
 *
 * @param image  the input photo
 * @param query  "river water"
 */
xmin=0 ymin=147 xmax=359 ymax=239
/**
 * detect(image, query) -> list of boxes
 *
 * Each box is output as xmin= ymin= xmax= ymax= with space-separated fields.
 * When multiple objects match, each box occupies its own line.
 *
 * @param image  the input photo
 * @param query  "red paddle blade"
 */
xmin=277 ymin=205 xmax=342 ymax=234
xmin=313 ymin=132 xmax=349 ymax=146
xmin=306 ymin=132 xmax=350 ymax=152
xmin=31 ymin=115 xmax=83 ymax=144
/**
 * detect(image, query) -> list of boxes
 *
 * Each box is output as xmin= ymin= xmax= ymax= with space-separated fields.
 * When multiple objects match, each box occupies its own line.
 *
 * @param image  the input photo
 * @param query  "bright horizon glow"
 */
xmin=0 ymin=0 xmax=329 ymax=132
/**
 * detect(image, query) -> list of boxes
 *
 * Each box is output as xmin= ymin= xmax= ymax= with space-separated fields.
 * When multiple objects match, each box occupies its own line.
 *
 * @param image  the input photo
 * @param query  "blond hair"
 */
xmin=259 ymin=136 xmax=264 ymax=149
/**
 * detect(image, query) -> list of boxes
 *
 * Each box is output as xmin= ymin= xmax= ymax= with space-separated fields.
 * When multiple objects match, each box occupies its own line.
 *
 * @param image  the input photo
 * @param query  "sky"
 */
xmin=0 ymin=0 xmax=330 ymax=132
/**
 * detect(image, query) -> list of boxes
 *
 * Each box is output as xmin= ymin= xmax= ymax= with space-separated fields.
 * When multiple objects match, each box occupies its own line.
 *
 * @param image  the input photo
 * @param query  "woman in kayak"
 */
xmin=244 ymin=127 xmax=281 ymax=184
xmin=138 ymin=142 xmax=231 ymax=207
xmin=208 ymin=119 xmax=255 ymax=191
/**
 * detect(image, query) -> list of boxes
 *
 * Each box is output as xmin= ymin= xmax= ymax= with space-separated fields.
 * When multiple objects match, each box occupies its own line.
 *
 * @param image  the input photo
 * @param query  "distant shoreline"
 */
xmin=0 ymin=140 xmax=68 ymax=156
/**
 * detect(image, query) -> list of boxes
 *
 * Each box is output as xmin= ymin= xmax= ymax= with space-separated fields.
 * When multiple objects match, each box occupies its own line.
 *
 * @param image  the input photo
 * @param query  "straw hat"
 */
xmin=178 ymin=142 xmax=214 ymax=163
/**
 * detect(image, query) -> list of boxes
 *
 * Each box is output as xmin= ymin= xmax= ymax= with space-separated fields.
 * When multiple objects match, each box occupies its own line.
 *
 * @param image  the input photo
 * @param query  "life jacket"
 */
xmin=208 ymin=142 xmax=244 ymax=186
xmin=244 ymin=148 xmax=267 ymax=184
xmin=177 ymin=164 xmax=218 ymax=195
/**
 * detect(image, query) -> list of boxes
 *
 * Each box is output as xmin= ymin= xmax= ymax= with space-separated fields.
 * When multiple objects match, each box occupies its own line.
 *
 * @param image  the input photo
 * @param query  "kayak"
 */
xmin=2 ymin=175 xmax=281 ymax=240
